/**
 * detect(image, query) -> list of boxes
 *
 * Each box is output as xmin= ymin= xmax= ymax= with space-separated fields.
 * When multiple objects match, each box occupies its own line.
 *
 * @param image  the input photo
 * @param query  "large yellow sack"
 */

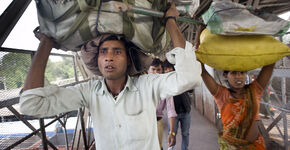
xmin=196 ymin=29 xmax=290 ymax=71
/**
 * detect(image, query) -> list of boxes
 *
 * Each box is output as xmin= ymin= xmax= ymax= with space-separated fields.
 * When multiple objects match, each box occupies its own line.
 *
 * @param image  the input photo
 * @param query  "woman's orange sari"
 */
xmin=214 ymin=81 xmax=265 ymax=150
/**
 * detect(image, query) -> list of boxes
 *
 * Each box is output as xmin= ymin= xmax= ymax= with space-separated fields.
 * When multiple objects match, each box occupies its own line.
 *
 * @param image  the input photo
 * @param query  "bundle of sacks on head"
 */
xmin=36 ymin=0 xmax=199 ymax=53
xmin=196 ymin=0 xmax=290 ymax=71
xmin=35 ymin=0 xmax=200 ymax=74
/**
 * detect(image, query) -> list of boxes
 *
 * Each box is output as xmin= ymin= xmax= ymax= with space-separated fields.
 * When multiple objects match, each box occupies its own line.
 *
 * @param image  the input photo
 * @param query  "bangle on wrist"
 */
xmin=164 ymin=16 xmax=177 ymax=24
xmin=169 ymin=131 xmax=175 ymax=136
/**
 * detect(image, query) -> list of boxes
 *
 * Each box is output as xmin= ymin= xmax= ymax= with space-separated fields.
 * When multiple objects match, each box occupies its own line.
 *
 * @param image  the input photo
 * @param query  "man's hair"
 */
xmin=150 ymin=58 xmax=162 ymax=67
xmin=98 ymin=34 xmax=130 ymax=56
xmin=162 ymin=60 xmax=174 ymax=70
xmin=223 ymin=70 xmax=229 ymax=75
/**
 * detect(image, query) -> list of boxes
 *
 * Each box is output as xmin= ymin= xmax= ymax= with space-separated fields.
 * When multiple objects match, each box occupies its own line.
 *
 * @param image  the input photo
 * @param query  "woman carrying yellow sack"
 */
xmin=201 ymin=65 xmax=274 ymax=150
xmin=196 ymin=27 xmax=276 ymax=150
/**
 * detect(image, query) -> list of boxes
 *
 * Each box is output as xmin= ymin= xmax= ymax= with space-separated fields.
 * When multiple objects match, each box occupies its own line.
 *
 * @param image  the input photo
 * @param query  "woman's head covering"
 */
xmin=81 ymin=34 xmax=152 ymax=76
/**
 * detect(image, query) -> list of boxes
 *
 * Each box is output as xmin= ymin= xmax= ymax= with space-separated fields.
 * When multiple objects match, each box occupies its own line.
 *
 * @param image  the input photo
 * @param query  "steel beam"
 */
xmin=0 ymin=97 xmax=19 ymax=109
xmin=5 ymin=114 xmax=66 ymax=150
xmin=281 ymin=78 xmax=288 ymax=150
xmin=80 ymin=108 xmax=89 ymax=150
xmin=71 ymin=107 xmax=90 ymax=150
xmin=0 ymin=47 xmax=73 ymax=57
xmin=0 ymin=0 xmax=32 ymax=47
xmin=249 ymin=68 xmax=290 ymax=78
xmin=7 ymin=105 xmax=58 ymax=149
xmin=73 ymin=55 xmax=79 ymax=82
xmin=57 ymin=115 xmax=69 ymax=150
xmin=266 ymin=113 xmax=282 ymax=132
xmin=39 ymin=118 xmax=49 ymax=150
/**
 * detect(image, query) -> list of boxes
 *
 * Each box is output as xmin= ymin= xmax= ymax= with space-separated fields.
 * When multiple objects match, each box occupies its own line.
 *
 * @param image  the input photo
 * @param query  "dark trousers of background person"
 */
xmin=173 ymin=112 xmax=191 ymax=150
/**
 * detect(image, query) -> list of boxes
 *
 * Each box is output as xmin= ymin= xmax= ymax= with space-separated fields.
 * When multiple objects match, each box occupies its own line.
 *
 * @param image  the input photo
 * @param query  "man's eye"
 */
xmin=115 ymin=50 xmax=121 ymax=55
xmin=99 ymin=49 xmax=106 ymax=54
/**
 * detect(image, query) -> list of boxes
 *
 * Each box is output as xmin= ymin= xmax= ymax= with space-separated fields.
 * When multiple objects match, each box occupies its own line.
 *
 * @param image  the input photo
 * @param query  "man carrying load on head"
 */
xmin=19 ymin=3 xmax=202 ymax=150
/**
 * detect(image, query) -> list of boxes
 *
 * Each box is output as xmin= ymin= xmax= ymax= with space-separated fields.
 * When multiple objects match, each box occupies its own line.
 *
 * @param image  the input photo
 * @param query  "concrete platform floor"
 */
xmin=161 ymin=108 xmax=219 ymax=150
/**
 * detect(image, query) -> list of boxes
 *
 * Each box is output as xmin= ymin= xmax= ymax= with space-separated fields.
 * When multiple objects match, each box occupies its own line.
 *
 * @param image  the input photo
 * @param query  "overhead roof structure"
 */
xmin=0 ymin=0 xmax=32 ymax=47
xmin=0 ymin=0 xmax=289 ymax=49
xmin=195 ymin=0 xmax=290 ymax=18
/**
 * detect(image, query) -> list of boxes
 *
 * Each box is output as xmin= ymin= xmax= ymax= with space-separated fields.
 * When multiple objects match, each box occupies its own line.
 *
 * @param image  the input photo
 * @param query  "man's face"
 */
xmin=164 ymin=67 xmax=174 ymax=73
xmin=97 ymin=40 xmax=128 ymax=80
xmin=148 ymin=65 xmax=162 ymax=74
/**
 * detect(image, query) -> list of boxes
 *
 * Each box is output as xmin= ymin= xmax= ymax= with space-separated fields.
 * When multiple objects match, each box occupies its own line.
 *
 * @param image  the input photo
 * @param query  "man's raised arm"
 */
xmin=23 ymin=31 xmax=55 ymax=91
xmin=149 ymin=3 xmax=202 ymax=100
xmin=165 ymin=3 xmax=185 ymax=49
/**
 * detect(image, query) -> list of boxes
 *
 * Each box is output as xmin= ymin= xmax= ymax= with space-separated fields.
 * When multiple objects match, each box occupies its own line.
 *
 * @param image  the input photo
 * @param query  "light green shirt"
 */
xmin=20 ymin=41 xmax=202 ymax=150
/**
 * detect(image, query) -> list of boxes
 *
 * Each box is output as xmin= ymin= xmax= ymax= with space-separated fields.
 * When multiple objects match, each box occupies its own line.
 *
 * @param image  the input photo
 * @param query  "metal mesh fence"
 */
xmin=261 ymin=112 xmax=290 ymax=147
xmin=0 ymin=134 xmax=41 ymax=149
xmin=0 ymin=51 xmax=32 ymax=149
xmin=0 ymin=50 xmax=82 ymax=149
xmin=0 ymin=51 xmax=31 ymax=117
xmin=45 ymin=55 xmax=77 ymax=86
xmin=0 ymin=51 xmax=31 ymax=100
xmin=260 ymin=77 xmax=290 ymax=147
xmin=0 ymin=110 xmax=40 ymax=149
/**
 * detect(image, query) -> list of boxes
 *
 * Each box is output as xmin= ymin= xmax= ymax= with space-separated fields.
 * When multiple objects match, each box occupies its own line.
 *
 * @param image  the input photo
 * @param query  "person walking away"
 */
xmin=163 ymin=60 xmax=192 ymax=150
xmin=148 ymin=58 xmax=178 ymax=149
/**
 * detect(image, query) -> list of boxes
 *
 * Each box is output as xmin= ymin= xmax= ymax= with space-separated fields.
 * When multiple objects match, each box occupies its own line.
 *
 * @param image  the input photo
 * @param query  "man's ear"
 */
xmin=223 ymin=73 xmax=227 ymax=78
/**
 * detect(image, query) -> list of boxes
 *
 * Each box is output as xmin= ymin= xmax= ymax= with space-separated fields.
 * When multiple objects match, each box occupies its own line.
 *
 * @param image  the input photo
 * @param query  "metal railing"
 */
xmin=0 ymin=47 xmax=92 ymax=150
xmin=250 ymin=68 xmax=290 ymax=150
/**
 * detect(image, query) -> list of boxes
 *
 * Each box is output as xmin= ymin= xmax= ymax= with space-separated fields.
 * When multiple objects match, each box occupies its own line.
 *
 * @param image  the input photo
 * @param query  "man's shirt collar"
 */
xmin=98 ymin=75 xmax=138 ymax=95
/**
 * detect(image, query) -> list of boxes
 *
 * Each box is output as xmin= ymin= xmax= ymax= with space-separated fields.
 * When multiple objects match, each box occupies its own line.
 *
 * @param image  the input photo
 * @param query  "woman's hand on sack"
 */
xmin=194 ymin=25 xmax=206 ymax=49
xmin=165 ymin=2 xmax=179 ymax=20
xmin=33 ymin=27 xmax=60 ymax=49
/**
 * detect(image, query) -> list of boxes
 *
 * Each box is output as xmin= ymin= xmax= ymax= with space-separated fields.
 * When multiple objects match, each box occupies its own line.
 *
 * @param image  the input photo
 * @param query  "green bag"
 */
xmin=36 ymin=0 xmax=170 ymax=53
xmin=202 ymin=1 xmax=290 ymax=36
